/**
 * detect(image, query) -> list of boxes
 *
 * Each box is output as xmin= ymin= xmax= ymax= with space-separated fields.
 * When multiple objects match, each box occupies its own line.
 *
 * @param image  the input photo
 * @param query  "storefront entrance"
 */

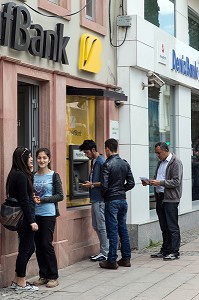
xmin=17 ymin=81 xmax=39 ymax=164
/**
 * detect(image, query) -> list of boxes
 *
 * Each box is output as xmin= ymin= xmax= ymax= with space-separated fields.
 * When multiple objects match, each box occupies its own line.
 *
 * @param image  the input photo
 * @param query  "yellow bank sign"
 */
xmin=79 ymin=34 xmax=102 ymax=73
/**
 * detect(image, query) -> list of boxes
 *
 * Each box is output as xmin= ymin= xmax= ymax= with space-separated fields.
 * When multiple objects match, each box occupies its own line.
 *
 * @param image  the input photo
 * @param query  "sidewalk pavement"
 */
xmin=1 ymin=228 xmax=199 ymax=300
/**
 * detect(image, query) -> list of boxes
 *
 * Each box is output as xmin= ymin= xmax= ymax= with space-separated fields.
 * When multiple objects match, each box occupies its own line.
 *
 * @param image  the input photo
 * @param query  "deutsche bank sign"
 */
xmin=171 ymin=49 xmax=198 ymax=80
xmin=0 ymin=2 xmax=70 ymax=64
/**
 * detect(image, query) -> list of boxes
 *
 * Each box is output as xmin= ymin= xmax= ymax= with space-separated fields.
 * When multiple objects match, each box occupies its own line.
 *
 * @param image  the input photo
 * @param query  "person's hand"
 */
xmin=141 ymin=180 xmax=149 ymax=186
xmin=33 ymin=193 xmax=41 ymax=204
xmin=81 ymin=181 xmax=92 ymax=188
xmin=30 ymin=223 xmax=38 ymax=231
xmin=150 ymin=180 xmax=161 ymax=186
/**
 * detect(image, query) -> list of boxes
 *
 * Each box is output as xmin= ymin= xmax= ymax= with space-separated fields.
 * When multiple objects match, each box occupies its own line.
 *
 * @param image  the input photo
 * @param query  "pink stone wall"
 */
xmin=0 ymin=57 xmax=119 ymax=287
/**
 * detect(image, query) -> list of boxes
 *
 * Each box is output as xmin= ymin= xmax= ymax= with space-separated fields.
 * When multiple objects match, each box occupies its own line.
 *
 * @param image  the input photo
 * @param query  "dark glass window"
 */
xmin=188 ymin=10 xmax=199 ymax=51
xmin=191 ymin=94 xmax=199 ymax=201
xmin=85 ymin=0 xmax=95 ymax=21
xmin=148 ymin=85 xmax=174 ymax=209
xmin=144 ymin=0 xmax=175 ymax=36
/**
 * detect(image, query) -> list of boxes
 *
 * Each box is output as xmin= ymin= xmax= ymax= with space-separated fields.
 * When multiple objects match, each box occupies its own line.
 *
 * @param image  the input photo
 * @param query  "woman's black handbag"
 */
xmin=0 ymin=197 xmax=24 ymax=231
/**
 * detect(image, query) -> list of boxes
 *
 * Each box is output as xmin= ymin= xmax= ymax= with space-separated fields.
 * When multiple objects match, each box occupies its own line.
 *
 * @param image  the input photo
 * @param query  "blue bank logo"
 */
xmin=171 ymin=49 xmax=198 ymax=80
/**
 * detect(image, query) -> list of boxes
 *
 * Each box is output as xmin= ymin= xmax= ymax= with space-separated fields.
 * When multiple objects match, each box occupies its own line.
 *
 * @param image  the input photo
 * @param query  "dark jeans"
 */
xmin=35 ymin=216 xmax=58 ymax=279
xmin=156 ymin=193 xmax=180 ymax=255
xmin=16 ymin=218 xmax=35 ymax=277
xmin=105 ymin=200 xmax=131 ymax=262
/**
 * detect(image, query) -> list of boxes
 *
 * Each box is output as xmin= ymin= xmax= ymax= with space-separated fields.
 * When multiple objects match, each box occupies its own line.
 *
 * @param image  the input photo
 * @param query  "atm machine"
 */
xmin=69 ymin=145 xmax=89 ymax=199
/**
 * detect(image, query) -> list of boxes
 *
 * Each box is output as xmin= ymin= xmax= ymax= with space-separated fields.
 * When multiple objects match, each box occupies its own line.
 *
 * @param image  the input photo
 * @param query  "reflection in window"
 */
xmin=191 ymin=94 xmax=199 ymax=201
xmin=144 ymin=0 xmax=175 ymax=36
xmin=85 ymin=0 xmax=95 ymax=21
xmin=148 ymin=85 xmax=174 ymax=209
xmin=188 ymin=10 xmax=199 ymax=51
xmin=48 ymin=0 xmax=59 ymax=4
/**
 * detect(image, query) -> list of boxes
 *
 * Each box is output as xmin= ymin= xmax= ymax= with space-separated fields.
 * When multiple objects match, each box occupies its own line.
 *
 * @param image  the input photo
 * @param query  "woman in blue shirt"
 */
xmin=33 ymin=148 xmax=63 ymax=288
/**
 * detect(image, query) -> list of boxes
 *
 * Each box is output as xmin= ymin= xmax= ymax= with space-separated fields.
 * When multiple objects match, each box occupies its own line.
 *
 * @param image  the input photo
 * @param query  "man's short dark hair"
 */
xmin=155 ymin=142 xmax=169 ymax=152
xmin=105 ymin=138 xmax=118 ymax=152
xmin=79 ymin=140 xmax=97 ymax=151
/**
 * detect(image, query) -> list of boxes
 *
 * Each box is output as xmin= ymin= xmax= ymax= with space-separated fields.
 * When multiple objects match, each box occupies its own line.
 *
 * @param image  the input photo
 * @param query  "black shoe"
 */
xmin=150 ymin=252 xmax=166 ymax=258
xmin=90 ymin=253 xmax=107 ymax=261
xmin=163 ymin=253 xmax=180 ymax=261
xmin=99 ymin=260 xmax=118 ymax=269
xmin=117 ymin=258 xmax=131 ymax=267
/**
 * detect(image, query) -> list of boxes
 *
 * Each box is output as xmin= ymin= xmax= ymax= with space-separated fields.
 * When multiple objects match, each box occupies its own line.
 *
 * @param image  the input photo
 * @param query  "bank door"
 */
xmin=17 ymin=82 xmax=39 ymax=164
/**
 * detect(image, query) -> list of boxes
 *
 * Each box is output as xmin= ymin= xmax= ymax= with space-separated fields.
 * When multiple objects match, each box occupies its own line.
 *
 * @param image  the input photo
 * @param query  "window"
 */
xmin=80 ymin=0 xmax=106 ymax=36
xmin=148 ymin=85 xmax=174 ymax=209
xmin=38 ymin=0 xmax=71 ymax=20
xmin=144 ymin=0 xmax=175 ymax=36
xmin=188 ymin=10 xmax=199 ymax=51
xmin=48 ymin=0 xmax=59 ymax=4
xmin=191 ymin=94 xmax=199 ymax=201
xmin=85 ymin=0 xmax=95 ymax=20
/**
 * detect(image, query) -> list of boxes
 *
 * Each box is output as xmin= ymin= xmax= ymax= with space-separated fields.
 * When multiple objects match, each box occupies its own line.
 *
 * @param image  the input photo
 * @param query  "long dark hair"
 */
xmin=36 ymin=147 xmax=51 ymax=169
xmin=6 ymin=147 xmax=33 ymax=195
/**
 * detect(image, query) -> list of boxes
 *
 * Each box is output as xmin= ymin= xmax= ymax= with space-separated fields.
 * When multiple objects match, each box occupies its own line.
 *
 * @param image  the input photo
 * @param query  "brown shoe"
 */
xmin=117 ymin=258 xmax=131 ymax=267
xmin=99 ymin=260 xmax=118 ymax=269
xmin=46 ymin=279 xmax=59 ymax=288
xmin=33 ymin=278 xmax=48 ymax=286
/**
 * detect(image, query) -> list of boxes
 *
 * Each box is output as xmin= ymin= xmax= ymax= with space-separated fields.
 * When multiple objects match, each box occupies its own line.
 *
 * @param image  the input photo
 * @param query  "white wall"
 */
xmin=118 ymin=0 xmax=196 ymax=224
xmin=174 ymin=86 xmax=192 ymax=213
xmin=118 ymin=67 xmax=150 ymax=223
xmin=175 ymin=0 xmax=188 ymax=43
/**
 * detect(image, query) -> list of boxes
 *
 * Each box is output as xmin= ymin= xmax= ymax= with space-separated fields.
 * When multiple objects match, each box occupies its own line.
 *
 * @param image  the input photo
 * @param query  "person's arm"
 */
xmin=124 ymin=165 xmax=135 ymax=191
xmin=101 ymin=162 xmax=110 ymax=196
xmin=16 ymin=172 xmax=35 ymax=224
xmin=40 ymin=173 xmax=64 ymax=203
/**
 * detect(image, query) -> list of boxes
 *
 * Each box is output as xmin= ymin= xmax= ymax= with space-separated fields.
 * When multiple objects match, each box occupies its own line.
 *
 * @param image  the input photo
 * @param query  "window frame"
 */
xmin=80 ymin=0 xmax=106 ymax=36
xmin=38 ymin=0 xmax=71 ymax=20
xmin=188 ymin=8 xmax=199 ymax=51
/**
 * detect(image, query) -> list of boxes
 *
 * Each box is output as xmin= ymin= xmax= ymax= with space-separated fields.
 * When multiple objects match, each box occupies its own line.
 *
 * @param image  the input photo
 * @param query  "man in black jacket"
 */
xmin=99 ymin=138 xmax=135 ymax=269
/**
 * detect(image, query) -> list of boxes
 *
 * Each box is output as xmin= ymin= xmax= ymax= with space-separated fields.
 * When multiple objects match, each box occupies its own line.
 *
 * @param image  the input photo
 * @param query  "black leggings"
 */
xmin=16 ymin=218 xmax=35 ymax=277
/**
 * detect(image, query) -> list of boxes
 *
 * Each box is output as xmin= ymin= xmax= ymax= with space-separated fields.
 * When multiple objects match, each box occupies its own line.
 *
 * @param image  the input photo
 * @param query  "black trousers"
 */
xmin=35 ymin=216 xmax=58 ymax=279
xmin=16 ymin=218 xmax=35 ymax=277
xmin=156 ymin=193 xmax=180 ymax=255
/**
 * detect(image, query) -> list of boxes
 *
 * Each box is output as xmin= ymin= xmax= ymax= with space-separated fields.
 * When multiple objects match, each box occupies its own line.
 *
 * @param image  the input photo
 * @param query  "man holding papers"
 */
xmin=141 ymin=142 xmax=183 ymax=260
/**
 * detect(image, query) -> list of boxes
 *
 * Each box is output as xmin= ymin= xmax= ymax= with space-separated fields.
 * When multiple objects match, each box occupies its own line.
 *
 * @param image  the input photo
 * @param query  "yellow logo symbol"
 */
xmin=79 ymin=34 xmax=102 ymax=73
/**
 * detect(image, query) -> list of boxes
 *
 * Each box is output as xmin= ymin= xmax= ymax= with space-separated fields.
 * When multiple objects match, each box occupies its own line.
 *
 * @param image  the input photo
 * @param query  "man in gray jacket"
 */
xmin=142 ymin=142 xmax=183 ymax=260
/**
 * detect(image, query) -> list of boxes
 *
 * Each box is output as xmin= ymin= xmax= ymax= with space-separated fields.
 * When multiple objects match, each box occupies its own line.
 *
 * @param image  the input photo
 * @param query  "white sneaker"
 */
xmin=90 ymin=253 xmax=107 ymax=261
xmin=15 ymin=282 xmax=39 ymax=291
xmin=10 ymin=281 xmax=17 ymax=289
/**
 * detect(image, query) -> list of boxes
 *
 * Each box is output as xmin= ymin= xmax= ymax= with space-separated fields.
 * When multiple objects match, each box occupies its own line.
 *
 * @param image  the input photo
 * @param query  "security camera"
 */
xmin=114 ymin=100 xmax=124 ymax=107
xmin=142 ymin=71 xmax=165 ymax=89
xmin=147 ymin=71 xmax=165 ymax=88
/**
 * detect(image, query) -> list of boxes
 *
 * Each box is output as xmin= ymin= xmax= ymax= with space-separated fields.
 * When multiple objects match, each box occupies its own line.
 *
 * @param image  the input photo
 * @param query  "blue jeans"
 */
xmin=105 ymin=200 xmax=131 ymax=262
xmin=92 ymin=201 xmax=109 ymax=256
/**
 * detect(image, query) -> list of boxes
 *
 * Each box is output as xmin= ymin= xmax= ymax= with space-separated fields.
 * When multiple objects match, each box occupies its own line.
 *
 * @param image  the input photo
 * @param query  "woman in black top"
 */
xmin=6 ymin=147 xmax=39 ymax=291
